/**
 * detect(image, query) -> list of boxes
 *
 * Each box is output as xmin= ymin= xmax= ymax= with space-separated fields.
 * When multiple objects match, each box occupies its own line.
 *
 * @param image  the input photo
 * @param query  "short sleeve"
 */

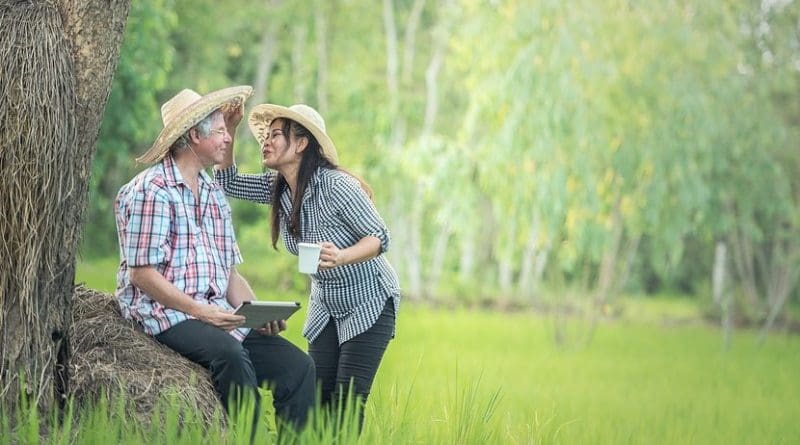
xmin=218 ymin=191 xmax=244 ymax=266
xmin=124 ymin=185 xmax=172 ymax=267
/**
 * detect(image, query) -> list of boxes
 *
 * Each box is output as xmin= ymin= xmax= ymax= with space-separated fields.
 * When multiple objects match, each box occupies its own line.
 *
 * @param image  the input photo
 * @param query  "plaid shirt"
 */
xmin=115 ymin=154 xmax=248 ymax=340
xmin=215 ymin=165 xmax=400 ymax=344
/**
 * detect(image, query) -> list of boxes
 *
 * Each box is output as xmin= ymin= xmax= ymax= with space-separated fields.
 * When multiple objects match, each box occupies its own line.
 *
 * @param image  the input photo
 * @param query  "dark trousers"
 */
xmin=308 ymin=299 xmax=395 ymax=430
xmin=155 ymin=320 xmax=316 ymax=430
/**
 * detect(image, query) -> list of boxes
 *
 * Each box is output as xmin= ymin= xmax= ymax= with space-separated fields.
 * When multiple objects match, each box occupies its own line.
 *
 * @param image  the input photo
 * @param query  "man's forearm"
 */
xmin=129 ymin=266 xmax=204 ymax=317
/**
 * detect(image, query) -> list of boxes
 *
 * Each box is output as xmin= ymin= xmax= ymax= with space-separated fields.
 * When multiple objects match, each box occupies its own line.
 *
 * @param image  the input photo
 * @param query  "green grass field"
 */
xmin=65 ymin=259 xmax=800 ymax=444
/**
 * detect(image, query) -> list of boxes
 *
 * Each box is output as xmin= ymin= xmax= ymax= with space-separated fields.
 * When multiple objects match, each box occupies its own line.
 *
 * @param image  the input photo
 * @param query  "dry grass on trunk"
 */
xmin=70 ymin=285 xmax=223 ymax=425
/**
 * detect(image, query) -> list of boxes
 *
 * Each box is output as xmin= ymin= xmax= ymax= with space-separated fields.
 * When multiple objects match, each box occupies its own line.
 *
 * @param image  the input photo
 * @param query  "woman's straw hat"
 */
xmin=248 ymin=104 xmax=339 ymax=165
xmin=136 ymin=85 xmax=253 ymax=163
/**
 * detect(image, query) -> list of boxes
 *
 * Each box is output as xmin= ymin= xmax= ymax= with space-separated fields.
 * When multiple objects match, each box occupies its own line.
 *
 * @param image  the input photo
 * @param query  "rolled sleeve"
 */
xmin=335 ymin=176 xmax=391 ymax=253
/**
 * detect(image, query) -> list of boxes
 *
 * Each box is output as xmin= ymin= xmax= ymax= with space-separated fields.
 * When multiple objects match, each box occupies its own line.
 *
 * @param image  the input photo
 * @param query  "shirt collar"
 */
xmin=161 ymin=153 xmax=215 ymax=190
xmin=162 ymin=153 xmax=182 ymax=186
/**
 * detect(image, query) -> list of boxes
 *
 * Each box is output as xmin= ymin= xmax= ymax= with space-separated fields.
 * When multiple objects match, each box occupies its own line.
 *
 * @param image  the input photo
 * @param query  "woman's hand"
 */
xmin=318 ymin=241 xmax=345 ymax=270
xmin=216 ymin=104 xmax=243 ymax=169
xmin=317 ymin=237 xmax=381 ymax=270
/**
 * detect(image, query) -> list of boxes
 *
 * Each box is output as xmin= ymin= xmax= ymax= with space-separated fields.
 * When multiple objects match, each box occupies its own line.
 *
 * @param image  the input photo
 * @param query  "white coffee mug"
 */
xmin=297 ymin=242 xmax=322 ymax=274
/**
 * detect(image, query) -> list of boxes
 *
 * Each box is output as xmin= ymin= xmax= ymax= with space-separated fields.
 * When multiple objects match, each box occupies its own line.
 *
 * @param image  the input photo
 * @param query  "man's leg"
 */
xmin=243 ymin=332 xmax=316 ymax=430
xmin=333 ymin=299 xmax=395 ymax=430
xmin=155 ymin=319 xmax=257 ymax=411
xmin=307 ymin=319 xmax=341 ymax=407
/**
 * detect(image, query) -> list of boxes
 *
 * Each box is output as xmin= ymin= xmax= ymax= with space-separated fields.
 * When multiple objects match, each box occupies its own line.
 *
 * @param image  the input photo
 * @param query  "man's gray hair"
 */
xmin=170 ymin=109 xmax=223 ymax=152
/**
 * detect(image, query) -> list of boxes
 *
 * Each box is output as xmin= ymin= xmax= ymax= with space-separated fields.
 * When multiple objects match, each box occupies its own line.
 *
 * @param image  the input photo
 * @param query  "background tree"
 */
xmin=78 ymin=0 xmax=800 ymax=342
xmin=0 ymin=0 xmax=130 ymax=411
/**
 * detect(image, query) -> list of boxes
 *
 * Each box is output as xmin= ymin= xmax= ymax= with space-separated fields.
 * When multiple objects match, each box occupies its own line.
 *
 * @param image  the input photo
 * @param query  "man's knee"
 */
xmin=208 ymin=342 xmax=256 ymax=382
xmin=289 ymin=352 xmax=316 ymax=387
xmin=273 ymin=351 xmax=315 ymax=400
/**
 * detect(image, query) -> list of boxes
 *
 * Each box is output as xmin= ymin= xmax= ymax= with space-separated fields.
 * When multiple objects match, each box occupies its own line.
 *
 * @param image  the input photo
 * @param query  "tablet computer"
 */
xmin=234 ymin=301 xmax=302 ymax=328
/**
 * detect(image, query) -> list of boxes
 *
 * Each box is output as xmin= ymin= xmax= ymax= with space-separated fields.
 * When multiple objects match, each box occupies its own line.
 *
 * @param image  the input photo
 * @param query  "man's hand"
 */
xmin=256 ymin=320 xmax=287 ymax=336
xmin=194 ymin=304 xmax=245 ymax=331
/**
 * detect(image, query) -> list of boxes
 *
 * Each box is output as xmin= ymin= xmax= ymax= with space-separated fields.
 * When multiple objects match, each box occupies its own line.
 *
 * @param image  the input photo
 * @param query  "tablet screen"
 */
xmin=233 ymin=301 xmax=302 ymax=328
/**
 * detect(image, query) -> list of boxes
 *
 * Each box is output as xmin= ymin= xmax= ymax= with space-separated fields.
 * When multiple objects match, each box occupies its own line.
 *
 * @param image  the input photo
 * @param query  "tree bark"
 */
xmin=0 ymin=0 xmax=130 ymax=412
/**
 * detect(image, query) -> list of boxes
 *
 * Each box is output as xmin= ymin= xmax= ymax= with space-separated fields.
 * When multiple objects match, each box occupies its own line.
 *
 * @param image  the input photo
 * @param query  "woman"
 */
xmin=214 ymin=103 xmax=400 ymax=430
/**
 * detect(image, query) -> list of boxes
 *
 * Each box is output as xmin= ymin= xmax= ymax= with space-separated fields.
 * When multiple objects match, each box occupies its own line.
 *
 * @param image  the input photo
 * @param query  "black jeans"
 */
xmin=308 ymin=298 xmax=395 ymax=430
xmin=155 ymin=320 xmax=316 ymax=430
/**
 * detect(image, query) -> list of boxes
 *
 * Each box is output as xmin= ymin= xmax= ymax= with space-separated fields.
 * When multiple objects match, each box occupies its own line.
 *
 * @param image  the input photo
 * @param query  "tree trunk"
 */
xmin=382 ymin=0 xmax=405 ymax=148
xmin=497 ymin=221 xmax=517 ymax=295
xmin=458 ymin=232 xmax=476 ymax=284
xmin=406 ymin=188 xmax=424 ymax=299
xmin=713 ymin=241 xmax=732 ymax=350
xmin=616 ymin=234 xmax=640 ymax=297
xmin=421 ymin=0 xmax=450 ymax=139
xmin=400 ymin=0 xmax=425 ymax=85
xmin=586 ymin=198 xmax=624 ymax=344
xmin=424 ymin=222 xmax=451 ymax=297
xmin=0 ymin=0 xmax=130 ymax=412
xmin=728 ymin=220 xmax=760 ymax=308
xmin=314 ymin=0 xmax=329 ymax=115
xmin=251 ymin=0 xmax=281 ymax=106
xmin=291 ymin=23 xmax=308 ymax=103
xmin=757 ymin=239 xmax=800 ymax=345
xmin=517 ymin=217 xmax=550 ymax=299
xmin=594 ymin=199 xmax=624 ymax=308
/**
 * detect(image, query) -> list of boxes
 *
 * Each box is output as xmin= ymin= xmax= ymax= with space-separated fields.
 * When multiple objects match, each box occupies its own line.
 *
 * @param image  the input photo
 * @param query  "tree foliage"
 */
xmin=84 ymin=0 xmax=800 ymax=320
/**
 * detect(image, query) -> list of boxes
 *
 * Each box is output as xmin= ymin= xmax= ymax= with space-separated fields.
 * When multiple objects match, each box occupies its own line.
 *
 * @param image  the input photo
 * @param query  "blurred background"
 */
xmin=71 ymin=1 xmax=800 ymax=441
xmin=80 ymin=0 xmax=800 ymax=337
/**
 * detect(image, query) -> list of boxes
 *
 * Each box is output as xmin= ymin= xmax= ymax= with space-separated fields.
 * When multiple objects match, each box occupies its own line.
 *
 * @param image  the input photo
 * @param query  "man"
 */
xmin=114 ymin=86 xmax=315 ymax=430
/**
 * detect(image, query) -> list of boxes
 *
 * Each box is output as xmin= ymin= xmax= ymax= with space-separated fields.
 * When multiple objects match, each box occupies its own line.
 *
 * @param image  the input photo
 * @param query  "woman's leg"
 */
xmin=334 ymin=299 xmax=395 ymax=430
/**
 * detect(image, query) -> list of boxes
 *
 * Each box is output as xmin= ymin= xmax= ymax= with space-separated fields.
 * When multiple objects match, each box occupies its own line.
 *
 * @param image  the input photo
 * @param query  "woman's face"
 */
xmin=262 ymin=118 xmax=302 ymax=170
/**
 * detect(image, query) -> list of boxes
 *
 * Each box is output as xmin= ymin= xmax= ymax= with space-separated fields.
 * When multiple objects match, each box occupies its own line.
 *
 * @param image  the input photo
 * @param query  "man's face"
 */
xmin=192 ymin=113 xmax=230 ymax=167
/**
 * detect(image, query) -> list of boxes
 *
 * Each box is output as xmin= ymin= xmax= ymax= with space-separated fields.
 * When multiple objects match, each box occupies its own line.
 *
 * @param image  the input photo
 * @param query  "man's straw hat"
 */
xmin=248 ymin=104 xmax=339 ymax=165
xmin=136 ymin=85 xmax=253 ymax=164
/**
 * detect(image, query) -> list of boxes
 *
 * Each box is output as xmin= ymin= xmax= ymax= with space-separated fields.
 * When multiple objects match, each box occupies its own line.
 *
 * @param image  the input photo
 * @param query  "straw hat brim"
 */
xmin=136 ymin=85 xmax=253 ymax=164
xmin=248 ymin=104 xmax=339 ymax=165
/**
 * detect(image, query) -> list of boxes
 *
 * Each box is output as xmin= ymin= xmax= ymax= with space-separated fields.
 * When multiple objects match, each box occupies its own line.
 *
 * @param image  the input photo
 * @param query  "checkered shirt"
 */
xmin=115 ymin=155 xmax=248 ymax=340
xmin=215 ymin=165 xmax=400 ymax=344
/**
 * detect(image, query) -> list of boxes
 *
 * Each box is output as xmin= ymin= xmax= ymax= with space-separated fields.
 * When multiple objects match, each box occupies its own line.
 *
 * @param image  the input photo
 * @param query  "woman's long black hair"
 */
xmin=269 ymin=119 xmax=373 ymax=249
